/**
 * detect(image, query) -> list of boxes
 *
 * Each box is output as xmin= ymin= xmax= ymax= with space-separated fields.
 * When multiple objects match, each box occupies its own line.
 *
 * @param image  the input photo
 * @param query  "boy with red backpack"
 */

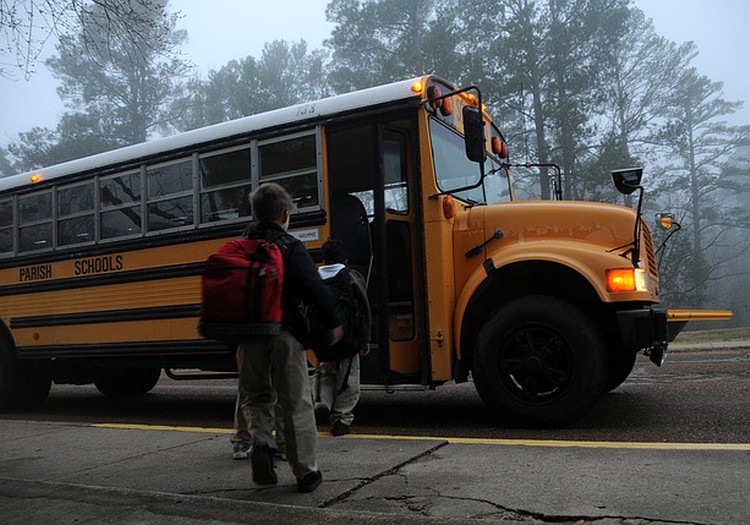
xmin=205 ymin=182 xmax=342 ymax=493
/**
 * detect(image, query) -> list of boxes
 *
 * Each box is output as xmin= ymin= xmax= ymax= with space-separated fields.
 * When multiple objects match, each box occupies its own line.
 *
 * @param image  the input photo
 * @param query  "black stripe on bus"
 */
xmin=0 ymin=211 xmax=327 ymax=270
xmin=0 ymin=262 xmax=205 ymax=297
xmin=16 ymin=339 xmax=228 ymax=359
xmin=10 ymin=304 xmax=201 ymax=329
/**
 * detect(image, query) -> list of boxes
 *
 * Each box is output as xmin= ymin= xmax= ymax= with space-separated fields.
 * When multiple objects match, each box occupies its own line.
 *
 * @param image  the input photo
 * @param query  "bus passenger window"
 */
xmin=58 ymin=182 xmax=94 ymax=246
xmin=199 ymin=148 xmax=251 ymax=223
xmin=147 ymin=160 xmax=194 ymax=232
xmin=259 ymin=133 xmax=320 ymax=212
xmin=19 ymin=192 xmax=52 ymax=252
xmin=0 ymin=198 xmax=12 ymax=254
xmin=101 ymin=172 xmax=142 ymax=239
xmin=102 ymin=208 xmax=141 ymax=239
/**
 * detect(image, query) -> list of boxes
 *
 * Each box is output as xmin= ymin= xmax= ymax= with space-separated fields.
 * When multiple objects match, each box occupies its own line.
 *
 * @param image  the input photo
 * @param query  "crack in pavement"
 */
xmin=385 ymin=487 xmax=710 ymax=525
xmin=317 ymin=440 xmax=449 ymax=509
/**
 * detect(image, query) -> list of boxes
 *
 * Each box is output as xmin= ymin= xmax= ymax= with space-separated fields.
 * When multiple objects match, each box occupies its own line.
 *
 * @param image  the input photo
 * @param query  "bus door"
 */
xmin=325 ymin=119 xmax=426 ymax=386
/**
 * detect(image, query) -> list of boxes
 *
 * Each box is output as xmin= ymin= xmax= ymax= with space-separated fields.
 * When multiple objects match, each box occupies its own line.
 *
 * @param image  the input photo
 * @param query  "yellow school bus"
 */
xmin=0 ymin=75 xmax=731 ymax=426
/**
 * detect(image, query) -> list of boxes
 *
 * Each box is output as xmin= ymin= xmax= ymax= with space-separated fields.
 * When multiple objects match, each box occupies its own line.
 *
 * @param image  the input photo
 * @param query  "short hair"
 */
xmin=321 ymin=239 xmax=348 ymax=265
xmin=250 ymin=183 xmax=293 ymax=223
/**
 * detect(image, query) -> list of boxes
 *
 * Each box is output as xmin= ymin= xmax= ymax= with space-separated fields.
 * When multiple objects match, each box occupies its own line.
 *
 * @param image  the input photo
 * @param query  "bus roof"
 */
xmin=1 ymin=75 xmax=436 ymax=193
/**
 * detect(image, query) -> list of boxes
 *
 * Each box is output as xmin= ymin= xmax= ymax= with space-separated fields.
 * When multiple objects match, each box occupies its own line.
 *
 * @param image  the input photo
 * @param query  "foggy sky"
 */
xmin=1 ymin=0 xmax=748 ymax=148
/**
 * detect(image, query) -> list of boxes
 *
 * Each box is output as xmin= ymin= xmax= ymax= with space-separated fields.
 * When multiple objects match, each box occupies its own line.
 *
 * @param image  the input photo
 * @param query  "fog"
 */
xmin=0 ymin=0 xmax=748 ymax=146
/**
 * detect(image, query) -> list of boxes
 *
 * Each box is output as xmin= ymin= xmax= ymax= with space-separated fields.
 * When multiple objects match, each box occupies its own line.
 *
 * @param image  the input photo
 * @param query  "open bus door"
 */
xmin=325 ymin=119 xmax=427 ymax=388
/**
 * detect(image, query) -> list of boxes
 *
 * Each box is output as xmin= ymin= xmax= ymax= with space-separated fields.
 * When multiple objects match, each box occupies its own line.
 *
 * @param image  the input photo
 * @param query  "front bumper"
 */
xmin=616 ymin=307 xmax=733 ymax=366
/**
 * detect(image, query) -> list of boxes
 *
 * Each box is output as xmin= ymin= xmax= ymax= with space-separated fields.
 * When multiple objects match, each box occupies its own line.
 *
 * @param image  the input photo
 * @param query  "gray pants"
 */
xmin=314 ymin=355 xmax=361 ymax=426
xmin=237 ymin=331 xmax=317 ymax=479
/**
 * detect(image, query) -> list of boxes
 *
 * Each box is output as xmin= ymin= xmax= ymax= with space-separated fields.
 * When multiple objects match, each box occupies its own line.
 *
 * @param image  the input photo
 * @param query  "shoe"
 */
xmin=232 ymin=442 xmax=250 ymax=460
xmin=297 ymin=470 xmax=322 ymax=493
xmin=330 ymin=420 xmax=350 ymax=437
xmin=251 ymin=444 xmax=278 ymax=485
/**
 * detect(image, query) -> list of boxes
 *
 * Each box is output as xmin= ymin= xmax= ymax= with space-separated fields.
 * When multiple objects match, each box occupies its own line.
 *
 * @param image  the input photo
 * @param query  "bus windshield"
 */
xmin=429 ymin=118 xmax=511 ymax=205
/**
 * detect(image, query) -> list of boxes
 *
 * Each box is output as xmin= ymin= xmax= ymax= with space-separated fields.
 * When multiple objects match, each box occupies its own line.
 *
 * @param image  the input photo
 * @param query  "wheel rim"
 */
xmin=496 ymin=323 xmax=574 ymax=404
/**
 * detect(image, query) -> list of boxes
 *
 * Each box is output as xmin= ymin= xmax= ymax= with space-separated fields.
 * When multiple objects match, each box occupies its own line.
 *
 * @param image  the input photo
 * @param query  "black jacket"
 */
xmin=244 ymin=222 xmax=341 ymax=344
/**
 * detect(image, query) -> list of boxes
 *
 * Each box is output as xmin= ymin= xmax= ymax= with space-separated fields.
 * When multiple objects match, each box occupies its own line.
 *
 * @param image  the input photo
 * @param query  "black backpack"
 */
xmin=307 ymin=267 xmax=369 ymax=362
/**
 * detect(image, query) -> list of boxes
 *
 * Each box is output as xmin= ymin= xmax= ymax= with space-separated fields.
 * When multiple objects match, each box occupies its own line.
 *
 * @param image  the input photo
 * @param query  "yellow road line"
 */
xmin=93 ymin=423 xmax=233 ymax=434
xmin=91 ymin=423 xmax=750 ymax=451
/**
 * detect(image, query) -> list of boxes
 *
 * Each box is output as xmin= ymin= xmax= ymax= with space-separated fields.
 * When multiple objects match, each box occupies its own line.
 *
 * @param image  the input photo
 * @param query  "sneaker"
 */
xmin=251 ymin=444 xmax=278 ymax=485
xmin=330 ymin=420 xmax=350 ymax=437
xmin=297 ymin=470 xmax=323 ymax=493
xmin=232 ymin=442 xmax=250 ymax=460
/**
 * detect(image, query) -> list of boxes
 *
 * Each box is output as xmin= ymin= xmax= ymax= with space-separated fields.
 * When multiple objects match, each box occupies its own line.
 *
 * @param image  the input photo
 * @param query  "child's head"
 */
xmin=250 ymin=183 xmax=294 ymax=227
xmin=321 ymin=239 xmax=349 ymax=265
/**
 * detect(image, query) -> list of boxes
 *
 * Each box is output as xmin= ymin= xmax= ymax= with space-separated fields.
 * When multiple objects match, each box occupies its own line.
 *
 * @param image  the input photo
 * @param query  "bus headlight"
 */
xmin=606 ymin=268 xmax=648 ymax=293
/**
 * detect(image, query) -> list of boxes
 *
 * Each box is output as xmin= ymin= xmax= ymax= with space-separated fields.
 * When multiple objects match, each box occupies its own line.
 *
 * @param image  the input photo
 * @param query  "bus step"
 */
xmin=164 ymin=368 xmax=238 ymax=381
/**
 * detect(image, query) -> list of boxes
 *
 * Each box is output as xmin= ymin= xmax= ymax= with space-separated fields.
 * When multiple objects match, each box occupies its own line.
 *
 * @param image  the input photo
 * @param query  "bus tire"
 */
xmin=605 ymin=349 xmax=637 ymax=392
xmin=0 ymin=343 xmax=51 ymax=412
xmin=94 ymin=367 xmax=161 ymax=398
xmin=472 ymin=295 xmax=608 ymax=428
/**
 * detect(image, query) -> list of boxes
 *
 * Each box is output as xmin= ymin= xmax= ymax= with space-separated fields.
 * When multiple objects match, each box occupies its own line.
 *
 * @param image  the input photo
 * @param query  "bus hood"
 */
xmin=468 ymin=200 xmax=640 ymax=252
xmin=453 ymin=200 xmax=659 ymax=301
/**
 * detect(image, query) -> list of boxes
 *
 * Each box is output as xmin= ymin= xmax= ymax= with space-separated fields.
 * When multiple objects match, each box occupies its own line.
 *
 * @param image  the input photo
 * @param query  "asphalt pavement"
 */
xmin=1 ymin=414 xmax=749 ymax=525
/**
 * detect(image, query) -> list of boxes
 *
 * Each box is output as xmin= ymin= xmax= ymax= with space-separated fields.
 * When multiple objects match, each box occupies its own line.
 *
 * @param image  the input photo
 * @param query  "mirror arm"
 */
xmin=656 ymin=221 xmax=682 ymax=269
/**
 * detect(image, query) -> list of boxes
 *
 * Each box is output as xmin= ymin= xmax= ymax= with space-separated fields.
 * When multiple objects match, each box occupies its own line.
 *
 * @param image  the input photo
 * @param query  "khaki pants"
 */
xmin=237 ymin=331 xmax=317 ymax=479
xmin=232 ymin=389 xmax=285 ymax=453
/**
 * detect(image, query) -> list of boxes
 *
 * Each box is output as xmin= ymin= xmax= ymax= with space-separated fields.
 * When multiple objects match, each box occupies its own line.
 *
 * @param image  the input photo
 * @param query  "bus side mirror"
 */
xmin=463 ymin=106 xmax=486 ymax=164
xmin=610 ymin=167 xmax=643 ymax=195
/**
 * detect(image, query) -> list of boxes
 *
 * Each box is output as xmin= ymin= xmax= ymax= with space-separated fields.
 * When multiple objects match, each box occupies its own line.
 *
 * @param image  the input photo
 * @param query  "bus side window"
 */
xmin=58 ymin=182 xmax=94 ymax=246
xmin=19 ymin=191 xmax=52 ymax=252
xmin=259 ymin=133 xmax=320 ymax=212
xmin=0 ymin=198 xmax=13 ymax=255
xmin=146 ymin=160 xmax=194 ymax=232
xmin=101 ymin=172 xmax=142 ymax=239
xmin=199 ymin=147 xmax=251 ymax=224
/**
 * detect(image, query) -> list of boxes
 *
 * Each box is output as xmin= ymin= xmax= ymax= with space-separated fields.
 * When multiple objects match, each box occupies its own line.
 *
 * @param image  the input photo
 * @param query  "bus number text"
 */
xmin=296 ymin=104 xmax=316 ymax=117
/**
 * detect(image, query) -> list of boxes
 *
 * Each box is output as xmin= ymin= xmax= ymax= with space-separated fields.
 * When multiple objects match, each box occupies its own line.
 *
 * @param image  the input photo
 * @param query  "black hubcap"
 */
xmin=498 ymin=325 xmax=573 ymax=403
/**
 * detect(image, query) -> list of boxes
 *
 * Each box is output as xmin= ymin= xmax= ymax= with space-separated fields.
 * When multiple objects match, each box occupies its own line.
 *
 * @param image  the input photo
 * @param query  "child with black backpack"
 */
xmin=311 ymin=239 xmax=371 ymax=437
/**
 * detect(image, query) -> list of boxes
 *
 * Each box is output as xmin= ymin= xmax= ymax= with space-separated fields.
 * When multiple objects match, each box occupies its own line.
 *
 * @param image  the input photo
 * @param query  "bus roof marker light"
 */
xmin=411 ymin=81 xmax=424 ymax=93
xmin=29 ymin=173 xmax=43 ymax=184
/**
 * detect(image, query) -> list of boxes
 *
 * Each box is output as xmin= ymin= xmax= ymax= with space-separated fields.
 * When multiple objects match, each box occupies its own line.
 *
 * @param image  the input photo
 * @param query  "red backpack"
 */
xmin=198 ymin=238 xmax=284 ymax=344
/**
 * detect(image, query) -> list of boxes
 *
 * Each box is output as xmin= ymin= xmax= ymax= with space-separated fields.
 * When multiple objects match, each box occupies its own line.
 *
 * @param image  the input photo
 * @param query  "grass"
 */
xmin=673 ymin=326 xmax=750 ymax=344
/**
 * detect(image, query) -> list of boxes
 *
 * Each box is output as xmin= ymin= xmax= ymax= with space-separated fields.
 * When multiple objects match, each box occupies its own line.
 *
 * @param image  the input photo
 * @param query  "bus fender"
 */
xmin=453 ymin=242 xmax=621 ymax=360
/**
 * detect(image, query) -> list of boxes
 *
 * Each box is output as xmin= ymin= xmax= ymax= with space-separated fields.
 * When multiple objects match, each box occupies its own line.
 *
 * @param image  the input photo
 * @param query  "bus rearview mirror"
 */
xmin=611 ymin=167 xmax=643 ymax=195
xmin=463 ymin=106 xmax=486 ymax=164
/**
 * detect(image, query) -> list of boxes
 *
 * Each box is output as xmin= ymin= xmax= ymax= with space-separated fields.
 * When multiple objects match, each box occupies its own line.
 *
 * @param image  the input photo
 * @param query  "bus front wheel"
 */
xmin=94 ymin=367 xmax=162 ymax=398
xmin=0 ymin=343 xmax=51 ymax=412
xmin=472 ymin=296 xmax=608 ymax=428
